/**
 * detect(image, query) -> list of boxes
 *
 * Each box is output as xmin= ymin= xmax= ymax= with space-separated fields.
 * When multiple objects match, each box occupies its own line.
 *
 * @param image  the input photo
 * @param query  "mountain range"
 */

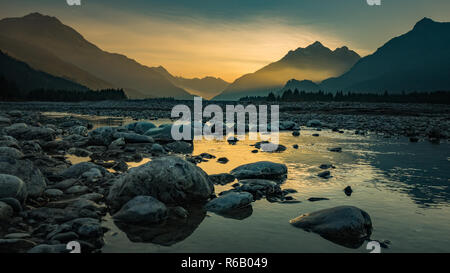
xmin=0 ymin=50 xmax=88 ymax=92
xmin=319 ymin=18 xmax=450 ymax=94
xmin=0 ymin=13 xmax=229 ymax=99
xmin=213 ymin=42 xmax=360 ymax=100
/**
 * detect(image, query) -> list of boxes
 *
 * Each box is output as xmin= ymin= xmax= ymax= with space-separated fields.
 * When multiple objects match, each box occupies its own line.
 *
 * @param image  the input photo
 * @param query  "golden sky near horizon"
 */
xmin=1 ymin=0 xmax=450 ymax=82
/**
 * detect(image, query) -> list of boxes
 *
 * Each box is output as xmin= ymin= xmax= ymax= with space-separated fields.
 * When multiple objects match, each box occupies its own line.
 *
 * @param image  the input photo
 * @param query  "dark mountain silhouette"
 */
xmin=0 ymin=50 xmax=88 ymax=92
xmin=152 ymin=66 xmax=229 ymax=99
xmin=321 ymin=18 xmax=450 ymax=93
xmin=281 ymin=79 xmax=320 ymax=93
xmin=0 ymin=13 xmax=192 ymax=99
xmin=213 ymin=41 xmax=360 ymax=100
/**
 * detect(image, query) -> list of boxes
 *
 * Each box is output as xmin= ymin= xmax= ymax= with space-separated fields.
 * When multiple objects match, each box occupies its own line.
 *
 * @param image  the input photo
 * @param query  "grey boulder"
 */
xmin=107 ymin=156 xmax=214 ymax=211
xmin=289 ymin=206 xmax=372 ymax=248
xmin=231 ymin=161 xmax=287 ymax=180
xmin=205 ymin=192 xmax=253 ymax=214
xmin=113 ymin=196 xmax=168 ymax=224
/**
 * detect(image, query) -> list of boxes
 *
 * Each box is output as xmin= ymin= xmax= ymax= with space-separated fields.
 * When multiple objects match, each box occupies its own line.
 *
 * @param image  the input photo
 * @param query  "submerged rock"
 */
xmin=107 ymin=156 xmax=214 ymax=211
xmin=230 ymin=161 xmax=287 ymax=180
xmin=205 ymin=192 xmax=253 ymax=214
xmin=290 ymin=206 xmax=372 ymax=248
xmin=113 ymin=196 xmax=168 ymax=224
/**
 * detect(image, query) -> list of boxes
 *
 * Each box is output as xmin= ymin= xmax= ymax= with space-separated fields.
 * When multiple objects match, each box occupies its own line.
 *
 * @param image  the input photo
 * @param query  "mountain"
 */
xmin=281 ymin=79 xmax=320 ymax=93
xmin=321 ymin=18 xmax=450 ymax=93
xmin=213 ymin=41 xmax=360 ymax=100
xmin=152 ymin=66 xmax=229 ymax=99
xmin=0 ymin=50 xmax=88 ymax=92
xmin=0 ymin=13 xmax=192 ymax=99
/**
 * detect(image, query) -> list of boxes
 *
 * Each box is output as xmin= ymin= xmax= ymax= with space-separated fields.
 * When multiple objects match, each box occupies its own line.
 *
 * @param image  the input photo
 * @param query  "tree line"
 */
xmin=0 ymin=75 xmax=127 ymax=101
xmin=239 ymin=89 xmax=450 ymax=104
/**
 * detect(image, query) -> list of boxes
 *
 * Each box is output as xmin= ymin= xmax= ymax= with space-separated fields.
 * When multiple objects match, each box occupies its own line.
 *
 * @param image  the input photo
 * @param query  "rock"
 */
xmin=344 ymin=186 xmax=353 ymax=196
xmin=251 ymin=149 xmax=259 ymax=153
xmin=312 ymin=133 xmax=320 ymax=137
xmin=260 ymin=143 xmax=287 ymax=153
xmin=319 ymin=164 xmax=335 ymax=169
xmin=27 ymin=244 xmax=69 ymax=253
xmin=65 ymin=185 xmax=90 ymax=195
xmin=0 ymin=174 xmax=27 ymax=202
xmin=289 ymin=206 xmax=372 ymax=248
xmin=4 ymin=233 xmax=31 ymax=239
xmin=8 ymin=110 xmax=23 ymax=117
xmin=0 ymin=135 xmax=20 ymax=149
xmin=65 ymin=217 xmax=103 ymax=238
xmin=110 ymin=137 xmax=125 ymax=148
xmin=53 ymin=179 xmax=77 ymax=190
xmin=82 ymin=168 xmax=103 ymax=182
xmin=0 ymin=239 xmax=37 ymax=253
xmin=293 ymin=144 xmax=299 ymax=149
xmin=68 ymin=148 xmax=92 ymax=158
xmin=280 ymin=121 xmax=297 ymax=130
xmin=0 ymin=197 xmax=22 ymax=213
xmin=308 ymin=197 xmax=330 ymax=202
xmin=151 ymin=143 xmax=165 ymax=154
xmin=236 ymin=179 xmax=281 ymax=196
xmin=89 ymin=126 xmax=116 ymax=146
xmin=217 ymin=157 xmax=229 ymax=164
xmin=107 ymin=156 xmax=214 ymax=211
xmin=144 ymin=125 xmax=174 ymax=142
xmin=113 ymin=196 xmax=168 ymax=224
xmin=0 ymin=201 xmax=13 ymax=221
xmin=318 ymin=170 xmax=331 ymax=179
xmin=0 ymin=157 xmax=45 ymax=198
xmin=0 ymin=116 xmax=11 ymax=127
xmin=409 ymin=137 xmax=419 ymax=143
xmin=230 ymin=161 xmax=287 ymax=180
xmin=292 ymin=131 xmax=300 ymax=137
xmin=44 ymin=189 xmax=64 ymax=197
xmin=59 ymin=162 xmax=108 ymax=179
xmin=227 ymin=136 xmax=239 ymax=145
xmin=209 ymin=173 xmax=235 ymax=185
xmin=164 ymin=141 xmax=193 ymax=154
xmin=79 ymin=193 xmax=104 ymax=202
xmin=20 ymin=141 xmax=42 ymax=154
xmin=69 ymin=126 xmax=88 ymax=137
xmin=307 ymin=120 xmax=323 ymax=127
xmin=113 ymin=132 xmax=154 ymax=144
xmin=328 ymin=147 xmax=342 ymax=153
xmin=0 ymin=147 xmax=24 ymax=159
xmin=112 ymin=161 xmax=128 ymax=172
xmin=51 ymin=231 xmax=79 ymax=243
xmin=168 ymin=206 xmax=189 ymax=219
xmin=205 ymin=192 xmax=253 ymax=214
xmin=4 ymin=123 xmax=55 ymax=141
xmin=126 ymin=122 xmax=157 ymax=135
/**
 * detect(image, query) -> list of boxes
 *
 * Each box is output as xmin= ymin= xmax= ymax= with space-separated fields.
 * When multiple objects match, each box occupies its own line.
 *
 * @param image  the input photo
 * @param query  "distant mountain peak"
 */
xmin=307 ymin=41 xmax=325 ymax=48
xmin=22 ymin=12 xmax=60 ymax=23
xmin=413 ymin=17 xmax=436 ymax=30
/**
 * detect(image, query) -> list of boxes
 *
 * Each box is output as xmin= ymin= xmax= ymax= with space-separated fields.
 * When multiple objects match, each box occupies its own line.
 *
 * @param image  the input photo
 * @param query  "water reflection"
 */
xmin=114 ymin=205 xmax=206 ymax=247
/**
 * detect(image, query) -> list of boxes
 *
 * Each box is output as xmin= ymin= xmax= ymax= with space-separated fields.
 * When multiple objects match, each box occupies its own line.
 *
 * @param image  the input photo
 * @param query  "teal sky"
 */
xmin=1 ymin=0 xmax=449 ymax=81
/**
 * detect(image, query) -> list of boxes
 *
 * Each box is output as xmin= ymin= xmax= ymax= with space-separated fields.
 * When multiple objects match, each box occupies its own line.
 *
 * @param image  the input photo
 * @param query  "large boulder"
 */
xmin=0 ymin=157 xmax=46 ymax=197
xmin=205 ymin=192 xmax=253 ymax=214
xmin=0 ymin=174 xmax=27 ymax=202
xmin=4 ymin=123 xmax=55 ymax=141
xmin=289 ymin=206 xmax=373 ymax=248
xmin=144 ymin=125 xmax=174 ymax=142
xmin=230 ymin=161 xmax=287 ymax=180
xmin=113 ymin=196 xmax=168 ymax=224
xmin=107 ymin=156 xmax=214 ymax=211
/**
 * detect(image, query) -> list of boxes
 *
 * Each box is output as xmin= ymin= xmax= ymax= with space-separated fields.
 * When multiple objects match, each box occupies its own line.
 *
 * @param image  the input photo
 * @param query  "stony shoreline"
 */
xmin=0 ymin=101 xmax=447 ymax=253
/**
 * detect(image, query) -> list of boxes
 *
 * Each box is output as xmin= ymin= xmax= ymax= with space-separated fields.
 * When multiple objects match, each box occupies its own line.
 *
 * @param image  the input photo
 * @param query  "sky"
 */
xmin=1 ymin=0 xmax=450 ymax=82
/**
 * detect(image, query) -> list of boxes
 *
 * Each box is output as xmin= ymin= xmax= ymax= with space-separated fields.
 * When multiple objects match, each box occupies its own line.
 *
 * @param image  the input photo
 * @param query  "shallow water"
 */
xmin=44 ymin=113 xmax=450 ymax=252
